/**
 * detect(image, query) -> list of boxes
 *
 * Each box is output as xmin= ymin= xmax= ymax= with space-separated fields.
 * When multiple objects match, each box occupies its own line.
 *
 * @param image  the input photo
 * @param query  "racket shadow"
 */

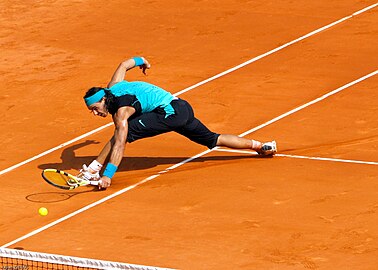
xmin=26 ymin=187 xmax=100 ymax=203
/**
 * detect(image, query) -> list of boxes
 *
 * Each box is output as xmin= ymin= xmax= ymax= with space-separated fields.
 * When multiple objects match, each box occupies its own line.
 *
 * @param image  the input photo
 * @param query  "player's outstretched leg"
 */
xmin=216 ymin=134 xmax=277 ymax=156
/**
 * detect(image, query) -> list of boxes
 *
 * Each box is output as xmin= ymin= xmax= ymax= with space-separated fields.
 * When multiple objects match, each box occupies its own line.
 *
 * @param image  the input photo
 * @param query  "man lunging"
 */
xmin=79 ymin=57 xmax=277 ymax=189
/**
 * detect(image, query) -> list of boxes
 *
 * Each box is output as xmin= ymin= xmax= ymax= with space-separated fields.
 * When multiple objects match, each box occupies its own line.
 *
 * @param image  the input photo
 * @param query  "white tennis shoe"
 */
xmin=258 ymin=140 xmax=277 ymax=156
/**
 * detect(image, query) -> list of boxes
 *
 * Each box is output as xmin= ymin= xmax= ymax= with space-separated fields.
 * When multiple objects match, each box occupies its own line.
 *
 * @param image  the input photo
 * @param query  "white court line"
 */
xmin=2 ymin=69 xmax=377 ymax=248
xmin=0 ymin=3 xmax=377 ymax=177
xmin=173 ymin=2 xmax=378 ymax=97
xmin=276 ymin=154 xmax=378 ymax=166
xmin=239 ymin=69 xmax=378 ymax=137
xmin=0 ymin=123 xmax=113 ymax=176
xmin=214 ymin=148 xmax=378 ymax=166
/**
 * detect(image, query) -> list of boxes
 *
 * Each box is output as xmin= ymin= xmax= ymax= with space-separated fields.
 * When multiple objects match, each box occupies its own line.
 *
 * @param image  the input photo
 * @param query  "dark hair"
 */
xmin=84 ymin=87 xmax=115 ymax=110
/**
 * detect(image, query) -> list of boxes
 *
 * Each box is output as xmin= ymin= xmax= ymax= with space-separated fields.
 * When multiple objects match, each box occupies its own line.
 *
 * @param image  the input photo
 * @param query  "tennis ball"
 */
xmin=38 ymin=207 xmax=48 ymax=216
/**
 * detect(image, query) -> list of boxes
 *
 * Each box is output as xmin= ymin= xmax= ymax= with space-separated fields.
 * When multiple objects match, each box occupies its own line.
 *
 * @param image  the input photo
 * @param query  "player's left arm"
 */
xmin=99 ymin=106 xmax=136 ymax=189
xmin=107 ymin=57 xmax=151 ymax=88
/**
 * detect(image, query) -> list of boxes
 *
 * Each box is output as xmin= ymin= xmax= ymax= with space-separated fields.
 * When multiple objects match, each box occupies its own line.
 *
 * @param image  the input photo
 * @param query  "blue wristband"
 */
xmin=133 ymin=57 xmax=144 ymax=66
xmin=103 ymin=163 xmax=118 ymax=179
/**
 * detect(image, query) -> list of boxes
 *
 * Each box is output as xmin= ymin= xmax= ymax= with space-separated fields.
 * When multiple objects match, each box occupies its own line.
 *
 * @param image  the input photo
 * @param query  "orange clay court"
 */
xmin=0 ymin=1 xmax=377 ymax=269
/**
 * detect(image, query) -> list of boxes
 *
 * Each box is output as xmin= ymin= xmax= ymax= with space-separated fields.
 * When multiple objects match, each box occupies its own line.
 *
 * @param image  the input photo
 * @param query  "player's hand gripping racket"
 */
xmin=41 ymin=169 xmax=101 ymax=190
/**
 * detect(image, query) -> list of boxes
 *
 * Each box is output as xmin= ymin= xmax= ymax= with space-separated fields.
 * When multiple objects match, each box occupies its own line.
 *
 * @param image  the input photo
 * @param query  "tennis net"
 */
xmin=0 ymin=247 xmax=172 ymax=270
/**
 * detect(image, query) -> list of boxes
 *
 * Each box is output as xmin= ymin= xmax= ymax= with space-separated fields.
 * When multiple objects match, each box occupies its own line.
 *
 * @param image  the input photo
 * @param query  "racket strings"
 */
xmin=67 ymin=178 xmax=79 ymax=186
xmin=44 ymin=171 xmax=78 ymax=187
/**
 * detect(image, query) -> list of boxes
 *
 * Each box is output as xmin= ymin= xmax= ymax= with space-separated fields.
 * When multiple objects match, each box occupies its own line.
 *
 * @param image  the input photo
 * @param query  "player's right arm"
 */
xmin=77 ymin=138 xmax=114 ymax=181
xmin=78 ymin=106 xmax=135 ymax=184
xmin=107 ymin=57 xmax=151 ymax=88
xmin=95 ymin=137 xmax=115 ymax=164
xmin=98 ymin=106 xmax=135 ymax=189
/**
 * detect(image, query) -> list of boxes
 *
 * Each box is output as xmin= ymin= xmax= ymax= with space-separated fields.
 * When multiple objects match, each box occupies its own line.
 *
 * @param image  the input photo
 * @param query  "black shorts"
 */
xmin=127 ymin=99 xmax=220 ymax=149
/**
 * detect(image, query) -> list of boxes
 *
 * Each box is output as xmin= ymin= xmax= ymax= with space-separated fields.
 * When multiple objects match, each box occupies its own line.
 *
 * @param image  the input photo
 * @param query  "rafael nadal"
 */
xmin=78 ymin=56 xmax=277 ymax=189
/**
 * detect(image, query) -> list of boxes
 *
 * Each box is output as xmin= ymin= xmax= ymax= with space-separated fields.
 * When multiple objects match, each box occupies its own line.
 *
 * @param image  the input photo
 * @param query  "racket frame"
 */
xmin=41 ymin=169 xmax=100 ymax=190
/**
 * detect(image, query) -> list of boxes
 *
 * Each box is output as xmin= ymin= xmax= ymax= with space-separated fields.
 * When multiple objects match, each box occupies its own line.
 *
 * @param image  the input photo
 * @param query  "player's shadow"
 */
xmin=37 ymin=140 xmax=266 ymax=172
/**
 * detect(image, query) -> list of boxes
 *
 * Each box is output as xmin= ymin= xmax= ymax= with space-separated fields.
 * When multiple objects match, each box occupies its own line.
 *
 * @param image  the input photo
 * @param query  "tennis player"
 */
xmin=80 ymin=57 xmax=277 ymax=189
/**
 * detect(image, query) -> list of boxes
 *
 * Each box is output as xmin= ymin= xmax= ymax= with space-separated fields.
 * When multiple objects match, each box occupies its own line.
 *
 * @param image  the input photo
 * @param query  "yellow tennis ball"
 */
xmin=38 ymin=207 xmax=48 ymax=216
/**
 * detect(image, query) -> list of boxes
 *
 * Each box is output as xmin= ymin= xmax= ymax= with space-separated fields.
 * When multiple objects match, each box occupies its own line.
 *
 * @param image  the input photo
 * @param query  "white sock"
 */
xmin=251 ymin=140 xmax=262 ymax=150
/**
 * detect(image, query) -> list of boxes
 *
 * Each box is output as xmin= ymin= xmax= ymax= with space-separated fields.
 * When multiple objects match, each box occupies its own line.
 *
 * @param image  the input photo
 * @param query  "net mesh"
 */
xmin=0 ymin=248 xmax=172 ymax=270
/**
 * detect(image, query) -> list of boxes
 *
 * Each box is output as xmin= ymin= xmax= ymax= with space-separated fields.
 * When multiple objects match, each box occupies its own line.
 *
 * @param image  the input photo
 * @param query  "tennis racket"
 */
xmin=41 ymin=169 xmax=101 ymax=190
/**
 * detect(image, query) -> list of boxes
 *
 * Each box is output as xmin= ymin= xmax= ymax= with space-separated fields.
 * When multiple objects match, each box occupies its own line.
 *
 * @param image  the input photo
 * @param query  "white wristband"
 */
xmin=88 ymin=160 xmax=103 ymax=172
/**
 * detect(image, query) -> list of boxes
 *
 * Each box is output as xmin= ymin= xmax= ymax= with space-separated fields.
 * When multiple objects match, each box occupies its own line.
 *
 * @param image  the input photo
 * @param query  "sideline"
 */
xmin=214 ymin=148 xmax=378 ymax=166
xmin=0 ymin=3 xmax=376 ymax=176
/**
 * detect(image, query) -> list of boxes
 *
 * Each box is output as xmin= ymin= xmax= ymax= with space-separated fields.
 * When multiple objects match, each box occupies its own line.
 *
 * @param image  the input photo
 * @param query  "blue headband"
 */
xmin=84 ymin=89 xmax=105 ymax=106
